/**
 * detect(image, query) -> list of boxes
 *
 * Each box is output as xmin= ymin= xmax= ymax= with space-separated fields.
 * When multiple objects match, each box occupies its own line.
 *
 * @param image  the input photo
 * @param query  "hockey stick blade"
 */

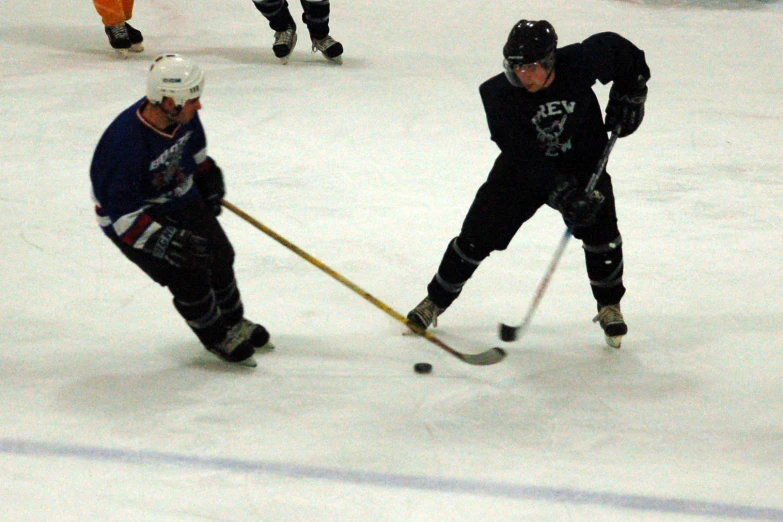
xmin=410 ymin=323 xmax=507 ymax=365
xmin=499 ymin=323 xmax=519 ymax=342
xmin=460 ymin=346 xmax=507 ymax=365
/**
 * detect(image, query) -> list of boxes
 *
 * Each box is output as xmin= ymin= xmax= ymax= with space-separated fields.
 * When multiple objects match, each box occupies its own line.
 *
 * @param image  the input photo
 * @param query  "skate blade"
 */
xmin=236 ymin=355 xmax=258 ymax=368
xmin=277 ymin=34 xmax=297 ymax=64
xmin=255 ymin=341 xmax=275 ymax=354
xmin=130 ymin=43 xmax=144 ymax=53
xmin=606 ymin=335 xmax=623 ymax=349
xmin=403 ymin=320 xmax=428 ymax=336
xmin=326 ymin=55 xmax=342 ymax=65
xmin=113 ymin=48 xmax=129 ymax=59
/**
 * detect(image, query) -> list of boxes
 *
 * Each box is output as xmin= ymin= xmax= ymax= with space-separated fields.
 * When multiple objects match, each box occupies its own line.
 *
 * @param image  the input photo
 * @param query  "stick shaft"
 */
xmin=222 ymin=200 xmax=505 ymax=365
xmin=500 ymin=129 xmax=620 ymax=342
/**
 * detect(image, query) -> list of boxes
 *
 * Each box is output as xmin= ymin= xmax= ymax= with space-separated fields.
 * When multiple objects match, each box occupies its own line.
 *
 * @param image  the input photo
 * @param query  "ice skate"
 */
xmin=237 ymin=318 xmax=275 ymax=354
xmin=311 ymin=35 xmax=343 ymax=64
xmin=406 ymin=297 xmax=445 ymax=333
xmin=125 ymin=23 xmax=144 ymax=53
xmin=104 ymin=24 xmax=131 ymax=58
xmin=273 ymin=25 xmax=297 ymax=63
xmin=593 ymin=304 xmax=628 ymax=348
xmin=207 ymin=322 xmax=258 ymax=367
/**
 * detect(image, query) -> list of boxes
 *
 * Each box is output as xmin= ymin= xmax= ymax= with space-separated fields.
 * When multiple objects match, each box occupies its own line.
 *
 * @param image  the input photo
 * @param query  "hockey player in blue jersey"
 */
xmin=90 ymin=53 xmax=271 ymax=366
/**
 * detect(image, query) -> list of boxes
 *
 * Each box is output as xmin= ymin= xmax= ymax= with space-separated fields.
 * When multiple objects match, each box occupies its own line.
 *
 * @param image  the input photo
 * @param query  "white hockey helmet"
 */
xmin=146 ymin=54 xmax=205 ymax=107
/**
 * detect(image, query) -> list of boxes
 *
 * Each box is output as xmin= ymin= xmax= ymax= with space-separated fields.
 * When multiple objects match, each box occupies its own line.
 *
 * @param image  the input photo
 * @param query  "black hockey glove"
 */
xmin=548 ymin=178 xmax=606 ymax=228
xmin=194 ymin=157 xmax=225 ymax=216
xmin=605 ymin=79 xmax=647 ymax=138
xmin=145 ymin=226 xmax=212 ymax=270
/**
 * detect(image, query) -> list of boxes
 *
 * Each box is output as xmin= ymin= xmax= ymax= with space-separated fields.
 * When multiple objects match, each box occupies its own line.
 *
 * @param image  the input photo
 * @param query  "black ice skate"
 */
xmin=406 ymin=297 xmax=445 ymax=333
xmin=311 ymin=35 xmax=343 ymax=64
xmin=273 ymin=25 xmax=297 ymax=63
xmin=125 ymin=23 xmax=144 ymax=53
xmin=593 ymin=304 xmax=628 ymax=348
xmin=237 ymin=318 xmax=274 ymax=354
xmin=104 ymin=23 xmax=143 ymax=57
xmin=105 ymin=24 xmax=130 ymax=57
xmin=207 ymin=322 xmax=258 ymax=367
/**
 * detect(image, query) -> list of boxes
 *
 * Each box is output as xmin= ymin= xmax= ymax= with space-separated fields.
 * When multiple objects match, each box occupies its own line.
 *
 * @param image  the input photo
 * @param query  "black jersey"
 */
xmin=479 ymin=32 xmax=650 ymax=192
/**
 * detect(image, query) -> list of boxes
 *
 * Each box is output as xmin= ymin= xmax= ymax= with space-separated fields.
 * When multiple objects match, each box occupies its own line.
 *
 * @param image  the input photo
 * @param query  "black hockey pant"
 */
xmin=252 ymin=0 xmax=332 ymax=39
xmin=109 ymin=213 xmax=246 ymax=347
xmin=426 ymin=159 xmax=626 ymax=311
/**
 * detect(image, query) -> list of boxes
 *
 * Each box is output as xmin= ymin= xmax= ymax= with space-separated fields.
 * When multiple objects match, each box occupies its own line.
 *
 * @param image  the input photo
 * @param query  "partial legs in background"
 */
xmin=252 ymin=0 xmax=343 ymax=63
xmin=94 ymin=0 xmax=143 ymax=57
xmin=301 ymin=0 xmax=343 ymax=63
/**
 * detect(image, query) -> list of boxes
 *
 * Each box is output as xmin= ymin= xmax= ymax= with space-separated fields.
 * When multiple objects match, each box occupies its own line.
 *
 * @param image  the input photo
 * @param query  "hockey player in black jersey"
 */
xmin=406 ymin=20 xmax=650 ymax=348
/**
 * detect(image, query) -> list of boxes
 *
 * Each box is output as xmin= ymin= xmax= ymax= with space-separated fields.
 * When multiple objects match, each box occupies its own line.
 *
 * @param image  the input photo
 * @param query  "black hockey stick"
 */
xmin=222 ymin=200 xmax=506 ymax=366
xmin=499 ymin=128 xmax=621 ymax=343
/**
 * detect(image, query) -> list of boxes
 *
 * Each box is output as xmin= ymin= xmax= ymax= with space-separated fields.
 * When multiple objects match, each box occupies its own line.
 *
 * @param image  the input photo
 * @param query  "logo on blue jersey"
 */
xmin=150 ymin=132 xmax=193 ymax=190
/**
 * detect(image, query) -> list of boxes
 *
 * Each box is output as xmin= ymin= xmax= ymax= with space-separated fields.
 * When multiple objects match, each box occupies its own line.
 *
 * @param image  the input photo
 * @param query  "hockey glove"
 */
xmin=548 ymin=178 xmax=606 ymax=228
xmin=605 ymin=79 xmax=647 ymax=138
xmin=146 ymin=226 xmax=212 ymax=270
xmin=194 ymin=157 xmax=225 ymax=216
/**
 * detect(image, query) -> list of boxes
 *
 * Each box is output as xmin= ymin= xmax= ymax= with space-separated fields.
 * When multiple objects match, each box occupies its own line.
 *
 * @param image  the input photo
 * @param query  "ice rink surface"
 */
xmin=1 ymin=0 xmax=782 ymax=520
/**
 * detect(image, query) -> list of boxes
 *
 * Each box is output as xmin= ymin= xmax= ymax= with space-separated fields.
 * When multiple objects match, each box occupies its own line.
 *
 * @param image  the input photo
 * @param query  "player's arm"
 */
xmin=580 ymin=32 xmax=650 ymax=137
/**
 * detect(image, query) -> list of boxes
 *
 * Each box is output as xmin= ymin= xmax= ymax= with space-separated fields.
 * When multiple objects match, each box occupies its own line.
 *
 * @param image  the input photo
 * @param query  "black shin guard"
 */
xmin=426 ymin=237 xmax=488 ymax=308
xmin=300 ymin=0 xmax=330 ymax=39
xmin=584 ymin=235 xmax=626 ymax=307
xmin=214 ymin=278 xmax=244 ymax=326
xmin=173 ymin=291 xmax=226 ymax=346
xmin=253 ymin=0 xmax=296 ymax=31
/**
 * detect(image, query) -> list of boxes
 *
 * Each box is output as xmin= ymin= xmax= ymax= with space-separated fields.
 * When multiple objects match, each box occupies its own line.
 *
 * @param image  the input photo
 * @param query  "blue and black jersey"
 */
xmin=90 ymin=98 xmax=209 ymax=249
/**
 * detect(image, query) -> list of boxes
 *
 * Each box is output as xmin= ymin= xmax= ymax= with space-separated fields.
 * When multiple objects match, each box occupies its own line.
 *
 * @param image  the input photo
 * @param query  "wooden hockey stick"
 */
xmin=222 ymin=200 xmax=506 ymax=365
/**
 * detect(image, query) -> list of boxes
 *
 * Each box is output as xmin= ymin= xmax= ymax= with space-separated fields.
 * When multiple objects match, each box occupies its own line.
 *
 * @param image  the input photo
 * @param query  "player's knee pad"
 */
xmin=208 ymin=229 xmax=236 ymax=273
xmin=584 ymin=235 xmax=624 ymax=289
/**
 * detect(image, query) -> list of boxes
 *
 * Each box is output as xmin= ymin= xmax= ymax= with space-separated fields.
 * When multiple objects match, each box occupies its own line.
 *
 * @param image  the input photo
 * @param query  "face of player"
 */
xmin=514 ymin=62 xmax=554 ymax=93
xmin=170 ymin=97 xmax=201 ymax=124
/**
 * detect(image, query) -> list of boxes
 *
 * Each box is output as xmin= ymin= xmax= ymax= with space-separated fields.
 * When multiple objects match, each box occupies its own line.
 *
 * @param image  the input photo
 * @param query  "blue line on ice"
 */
xmin=2 ymin=438 xmax=780 ymax=520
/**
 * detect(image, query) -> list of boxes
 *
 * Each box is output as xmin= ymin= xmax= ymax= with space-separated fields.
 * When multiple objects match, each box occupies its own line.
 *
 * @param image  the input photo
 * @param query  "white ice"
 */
xmin=1 ymin=0 xmax=782 ymax=520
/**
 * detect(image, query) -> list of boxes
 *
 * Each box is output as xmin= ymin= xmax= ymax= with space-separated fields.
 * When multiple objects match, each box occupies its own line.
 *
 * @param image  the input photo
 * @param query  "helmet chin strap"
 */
xmin=541 ymin=51 xmax=556 ymax=85
xmin=543 ymin=66 xmax=555 ymax=86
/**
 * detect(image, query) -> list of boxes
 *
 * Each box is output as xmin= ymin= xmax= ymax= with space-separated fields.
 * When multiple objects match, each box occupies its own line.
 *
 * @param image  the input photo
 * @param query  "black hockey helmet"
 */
xmin=503 ymin=20 xmax=557 ymax=68
xmin=502 ymin=20 xmax=557 ymax=87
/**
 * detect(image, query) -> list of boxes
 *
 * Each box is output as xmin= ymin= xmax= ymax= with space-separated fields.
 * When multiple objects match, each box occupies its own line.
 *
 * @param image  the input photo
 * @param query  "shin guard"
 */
xmin=426 ymin=237 xmax=487 ymax=308
xmin=253 ymin=0 xmax=295 ymax=31
xmin=300 ymin=0 xmax=330 ymax=39
xmin=173 ymin=291 xmax=226 ymax=346
xmin=214 ymin=278 xmax=244 ymax=326
xmin=584 ymin=235 xmax=626 ymax=307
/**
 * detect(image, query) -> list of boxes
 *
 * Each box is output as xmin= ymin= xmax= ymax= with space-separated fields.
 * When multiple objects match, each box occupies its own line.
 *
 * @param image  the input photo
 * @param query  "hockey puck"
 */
xmin=414 ymin=362 xmax=433 ymax=374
